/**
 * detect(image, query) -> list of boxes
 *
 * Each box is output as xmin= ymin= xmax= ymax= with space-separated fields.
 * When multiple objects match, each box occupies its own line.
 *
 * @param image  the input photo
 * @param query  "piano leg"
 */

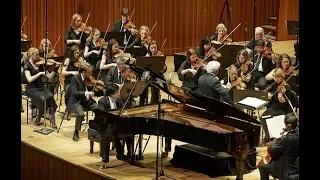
xmin=235 ymin=137 xmax=250 ymax=180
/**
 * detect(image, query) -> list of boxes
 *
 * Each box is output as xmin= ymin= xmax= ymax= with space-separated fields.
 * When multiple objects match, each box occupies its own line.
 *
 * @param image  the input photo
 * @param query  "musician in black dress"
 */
xmin=177 ymin=48 xmax=205 ymax=92
xmin=99 ymin=38 xmax=119 ymax=71
xmin=259 ymin=113 xmax=299 ymax=180
xmin=23 ymin=47 xmax=57 ymax=128
xmin=66 ymin=62 xmax=98 ymax=141
xmin=197 ymin=36 xmax=215 ymax=62
xmin=127 ymin=25 xmax=148 ymax=55
xmin=64 ymin=13 xmax=91 ymax=57
xmin=260 ymin=68 xmax=298 ymax=143
xmin=111 ymin=8 xmax=138 ymax=45
xmin=235 ymin=49 xmax=254 ymax=89
xmin=84 ymin=28 xmax=103 ymax=69
xmin=251 ymin=39 xmax=273 ymax=90
xmin=97 ymin=84 xmax=133 ymax=168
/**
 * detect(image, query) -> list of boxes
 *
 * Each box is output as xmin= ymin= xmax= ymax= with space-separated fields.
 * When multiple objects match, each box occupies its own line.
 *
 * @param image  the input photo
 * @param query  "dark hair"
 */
xmin=255 ymin=39 xmax=266 ymax=47
xmin=198 ymin=36 xmax=211 ymax=57
xmin=121 ymin=8 xmax=129 ymax=16
xmin=147 ymin=40 xmax=157 ymax=56
xmin=284 ymin=113 xmax=298 ymax=129
xmin=69 ymin=45 xmax=79 ymax=62
xmin=105 ymin=83 xmax=119 ymax=96
xmin=105 ymin=38 xmax=118 ymax=59
xmin=278 ymin=54 xmax=292 ymax=68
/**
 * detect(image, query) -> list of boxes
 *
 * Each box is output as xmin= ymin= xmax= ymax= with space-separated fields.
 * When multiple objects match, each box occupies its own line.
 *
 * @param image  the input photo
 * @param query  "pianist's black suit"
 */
xmin=259 ymin=128 xmax=299 ymax=180
xmin=67 ymin=74 xmax=97 ymax=133
xmin=97 ymin=96 xmax=134 ymax=162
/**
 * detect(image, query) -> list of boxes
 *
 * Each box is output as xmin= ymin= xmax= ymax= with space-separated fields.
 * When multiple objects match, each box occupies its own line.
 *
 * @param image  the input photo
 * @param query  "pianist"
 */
xmin=194 ymin=60 xmax=233 ymax=104
xmin=66 ymin=62 xmax=98 ymax=141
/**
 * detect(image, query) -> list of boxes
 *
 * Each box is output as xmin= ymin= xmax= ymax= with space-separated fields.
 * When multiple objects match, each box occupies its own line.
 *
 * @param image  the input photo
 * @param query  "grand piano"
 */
xmin=89 ymin=83 xmax=261 ymax=180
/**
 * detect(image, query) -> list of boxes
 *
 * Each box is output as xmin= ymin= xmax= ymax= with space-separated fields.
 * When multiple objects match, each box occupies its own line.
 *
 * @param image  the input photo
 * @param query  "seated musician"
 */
xmin=127 ymin=25 xmax=149 ymax=54
xmin=245 ymin=27 xmax=272 ymax=53
xmin=265 ymin=54 xmax=298 ymax=81
xmin=235 ymin=49 xmax=254 ymax=89
xmin=23 ymin=47 xmax=57 ymax=128
xmin=66 ymin=62 xmax=98 ymax=141
xmin=258 ymin=113 xmax=299 ymax=180
xmin=84 ymin=28 xmax=103 ymax=69
xmin=197 ymin=36 xmax=216 ymax=62
xmin=99 ymin=39 xmax=119 ymax=71
xmin=210 ymin=23 xmax=232 ymax=44
xmin=260 ymin=68 xmax=298 ymax=143
xmin=251 ymin=39 xmax=273 ymax=90
xmin=111 ymin=8 xmax=137 ymax=45
xmin=195 ymin=61 xmax=232 ymax=104
xmin=38 ymin=38 xmax=52 ymax=58
xmin=177 ymin=48 xmax=206 ymax=92
xmin=97 ymin=84 xmax=133 ymax=168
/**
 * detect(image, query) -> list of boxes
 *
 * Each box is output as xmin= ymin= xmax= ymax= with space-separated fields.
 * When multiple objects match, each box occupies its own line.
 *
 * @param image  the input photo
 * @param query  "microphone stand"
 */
xmin=34 ymin=0 xmax=53 ymax=135
xmin=244 ymin=22 xmax=248 ymax=48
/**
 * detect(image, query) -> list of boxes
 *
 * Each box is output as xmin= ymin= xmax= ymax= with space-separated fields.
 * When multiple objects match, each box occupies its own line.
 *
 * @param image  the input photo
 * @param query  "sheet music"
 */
xmin=266 ymin=115 xmax=285 ymax=138
xmin=237 ymin=97 xmax=267 ymax=109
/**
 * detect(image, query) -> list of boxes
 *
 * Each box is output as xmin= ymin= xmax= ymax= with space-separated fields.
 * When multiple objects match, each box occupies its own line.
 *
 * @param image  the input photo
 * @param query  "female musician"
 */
xmin=197 ymin=36 xmax=216 ymax=62
xmin=64 ymin=13 xmax=91 ymax=57
xmin=127 ymin=25 xmax=149 ymax=54
xmin=99 ymin=39 xmax=119 ymax=70
xmin=265 ymin=54 xmax=298 ymax=81
xmin=177 ymin=48 xmax=205 ymax=92
xmin=39 ymin=39 xmax=53 ymax=58
xmin=235 ymin=49 xmax=254 ymax=88
xmin=221 ymin=65 xmax=246 ymax=90
xmin=260 ymin=68 xmax=298 ymax=143
xmin=210 ymin=23 xmax=232 ymax=44
xmin=111 ymin=8 xmax=138 ymax=45
xmin=84 ymin=28 xmax=103 ymax=69
xmin=23 ymin=47 xmax=57 ymax=128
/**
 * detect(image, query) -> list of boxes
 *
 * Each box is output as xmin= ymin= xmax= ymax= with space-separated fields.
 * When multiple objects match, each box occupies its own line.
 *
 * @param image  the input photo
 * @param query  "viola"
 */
xmin=84 ymin=76 xmax=105 ymax=91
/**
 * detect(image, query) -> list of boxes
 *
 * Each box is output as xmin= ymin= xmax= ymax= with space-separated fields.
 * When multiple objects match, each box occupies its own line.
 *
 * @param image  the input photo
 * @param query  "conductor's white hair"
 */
xmin=206 ymin=60 xmax=220 ymax=74
xmin=115 ymin=55 xmax=127 ymax=63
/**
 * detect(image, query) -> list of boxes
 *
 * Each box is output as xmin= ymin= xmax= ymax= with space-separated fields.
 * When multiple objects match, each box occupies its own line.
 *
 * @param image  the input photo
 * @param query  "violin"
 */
xmin=120 ymin=66 xmax=136 ymax=82
xmin=242 ymin=61 xmax=249 ymax=74
xmin=84 ymin=76 xmax=105 ymax=91
xmin=261 ymin=49 xmax=275 ymax=59
xmin=217 ymin=34 xmax=232 ymax=45
xmin=96 ymin=38 xmax=108 ymax=50
xmin=205 ymin=48 xmax=221 ymax=60
xmin=73 ymin=57 xmax=84 ymax=68
xmin=284 ymin=66 xmax=298 ymax=76
xmin=35 ymin=58 xmax=60 ymax=73
xmin=76 ymin=22 xmax=92 ymax=34
xmin=192 ymin=58 xmax=207 ymax=71
xmin=47 ymin=49 xmax=58 ymax=58
xmin=114 ymin=49 xmax=133 ymax=59
xmin=21 ymin=32 xmax=28 ymax=41
xmin=257 ymin=143 xmax=272 ymax=167
xmin=141 ymin=36 xmax=152 ymax=47
xmin=231 ymin=77 xmax=246 ymax=90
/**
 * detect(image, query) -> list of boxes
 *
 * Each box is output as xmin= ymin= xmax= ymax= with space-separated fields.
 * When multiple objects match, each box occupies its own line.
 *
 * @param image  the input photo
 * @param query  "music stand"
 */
xmin=102 ymin=32 xmax=126 ymax=46
xmin=286 ymin=20 xmax=299 ymax=37
xmin=21 ymin=41 xmax=32 ymax=52
xmin=119 ymin=81 xmax=148 ymax=100
xmin=135 ymin=56 xmax=166 ymax=76
xmin=121 ymin=46 xmax=147 ymax=58
xmin=213 ymin=44 xmax=244 ymax=57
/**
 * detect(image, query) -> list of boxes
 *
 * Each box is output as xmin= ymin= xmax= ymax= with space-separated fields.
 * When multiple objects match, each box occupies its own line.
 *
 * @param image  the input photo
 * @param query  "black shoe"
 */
xmin=73 ymin=131 xmax=79 ymax=141
xmin=116 ymin=153 xmax=128 ymax=161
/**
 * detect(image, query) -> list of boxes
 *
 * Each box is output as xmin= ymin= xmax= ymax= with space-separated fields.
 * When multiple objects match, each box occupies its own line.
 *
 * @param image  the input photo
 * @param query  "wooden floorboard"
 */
xmin=21 ymin=40 xmax=295 ymax=180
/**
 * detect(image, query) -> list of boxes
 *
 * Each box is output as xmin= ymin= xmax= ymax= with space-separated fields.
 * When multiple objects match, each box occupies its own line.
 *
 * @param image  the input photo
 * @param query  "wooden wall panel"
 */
xmin=22 ymin=0 xmax=296 ymax=56
xmin=276 ymin=0 xmax=299 ymax=40
xmin=21 ymin=0 xmax=77 ymax=56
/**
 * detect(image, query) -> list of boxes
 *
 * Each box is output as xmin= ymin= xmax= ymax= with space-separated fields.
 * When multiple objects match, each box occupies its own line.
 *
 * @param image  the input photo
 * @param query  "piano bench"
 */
xmin=87 ymin=128 xmax=101 ymax=154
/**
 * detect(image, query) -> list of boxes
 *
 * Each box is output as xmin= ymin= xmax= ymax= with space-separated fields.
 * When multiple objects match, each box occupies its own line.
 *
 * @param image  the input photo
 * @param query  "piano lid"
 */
xmin=165 ymin=84 xmax=259 ymax=124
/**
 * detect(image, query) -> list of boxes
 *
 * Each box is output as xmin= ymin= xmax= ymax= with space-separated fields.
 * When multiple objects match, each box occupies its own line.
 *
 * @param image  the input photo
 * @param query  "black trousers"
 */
xmin=258 ymin=162 xmax=274 ymax=180
xmin=252 ymin=71 xmax=268 ymax=90
xmin=74 ymin=100 xmax=97 ymax=131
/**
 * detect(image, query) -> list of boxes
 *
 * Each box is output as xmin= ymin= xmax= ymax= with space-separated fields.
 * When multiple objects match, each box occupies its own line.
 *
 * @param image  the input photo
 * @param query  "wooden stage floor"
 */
xmin=21 ymin=40 xmax=296 ymax=180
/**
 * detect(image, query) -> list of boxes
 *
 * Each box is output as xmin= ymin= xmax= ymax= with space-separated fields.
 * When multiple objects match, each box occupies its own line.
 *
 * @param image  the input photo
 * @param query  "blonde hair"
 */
xmin=38 ymin=39 xmax=52 ymax=53
xmin=140 ymin=25 xmax=149 ymax=32
xmin=23 ymin=47 xmax=39 ymax=63
xmin=186 ymin=48 xmax=197 ymax=63
xmin=229 ymin=64 xmax=238 ymax=74
xmin=273 ymin=68 xmax=285 ymax=78
xmin=215 ymin=23 xmax=227 ymax=33
xmin=71 ymin=14 xmax=82 ymax=28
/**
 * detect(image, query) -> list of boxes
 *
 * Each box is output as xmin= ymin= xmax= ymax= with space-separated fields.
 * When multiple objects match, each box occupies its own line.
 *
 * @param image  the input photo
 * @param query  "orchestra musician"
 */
xmin=197 ymin=36 xmax=216 ymax=62
xmin=251 ymin=39 xmax=274 ymax=90
xmin=61 ymin=45 xmax=83 ymax=120
xmin=23 ymin=47 xmax=57 ymax=128
xmin=210 ymin=23 xmax=232 ymax=44
xmin=66 ymin=62 xmax=98 ymax=141
xmin=265 ymin=54 xmax=298 ymax=81
xmin=38 ymin=39 xmax=52 ymax=58
xmin=111 ymin=8 xmax=138 ymax=45
xmin=177 ymin=48 xmax=206 ymax=92
xmin=64 ymin=14 xmax=91 ymax=57
xmin=260 ymin=68 xmax=298 ymax=144
xmin=221 ymin=65 xmax=246 ymax=90
xmin=235 ymin=49 xmax=254 ymax=88
xmin=195 ymin=61 xmax=233 ymax=104
xmin=84 ymin=28 xmax=103 ymax=69
xmin=99 ymin=39 xmax=120 ymax=71
xmin=258 ymin=113 xmax=299 ymax=180
xmin=97 ymin=84 xmax=133 ymax=168
xmin=244 ymin=27 xmax=272 ymax=55
xmin=127 ymin=25 xmax=150 ymax=54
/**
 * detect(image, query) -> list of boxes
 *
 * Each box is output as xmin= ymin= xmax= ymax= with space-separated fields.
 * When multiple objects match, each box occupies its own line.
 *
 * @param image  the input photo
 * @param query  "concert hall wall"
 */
xmin=21 ymin=0 xmax=298 ymax=56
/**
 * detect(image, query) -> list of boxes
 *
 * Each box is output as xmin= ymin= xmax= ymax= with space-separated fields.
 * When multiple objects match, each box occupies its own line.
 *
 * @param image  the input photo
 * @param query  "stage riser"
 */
xmin=21 ymin=142 xmax=113 ymax=180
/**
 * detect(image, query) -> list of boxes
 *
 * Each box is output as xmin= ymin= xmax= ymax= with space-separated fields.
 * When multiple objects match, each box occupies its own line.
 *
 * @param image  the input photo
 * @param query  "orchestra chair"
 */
xmin=57 ymin=84 xmax=90 ymax=133
xmin=21 ymin=84 xmax=38 ymax=124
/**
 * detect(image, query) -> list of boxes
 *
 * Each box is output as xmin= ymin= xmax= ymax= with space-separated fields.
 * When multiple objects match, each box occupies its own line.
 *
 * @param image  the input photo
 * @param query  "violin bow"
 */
xmin=99 ymin=22 xmax=111 ymax=52
xmin=51 ymin=35 xmax=61 ymax=53
xmin=220 ymin=23 xmax=241 ymax=44
xmin=129 ymin=8 xmax=135 ymax=21
xmin=21 ymin=16 xmax=27 ymax=30
xmin=140 ymin=21 xmax=158 ymax=48
xmin=194 ymin=43 xmax=227 ymax=71
xmin=284 ymin=93 xmax=299 ymax=120
xmin=244 ymin=53 xmax=263 ymax=75
xmin=79 ymin=12 xmax=91 ymax=41
xmin=92 ymin=68 xmax=103 ymax=91
xmin=159 ymin=38 xmax=167 ymax=52
xmin=271 ymin=64 xmax=299 ymax=97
